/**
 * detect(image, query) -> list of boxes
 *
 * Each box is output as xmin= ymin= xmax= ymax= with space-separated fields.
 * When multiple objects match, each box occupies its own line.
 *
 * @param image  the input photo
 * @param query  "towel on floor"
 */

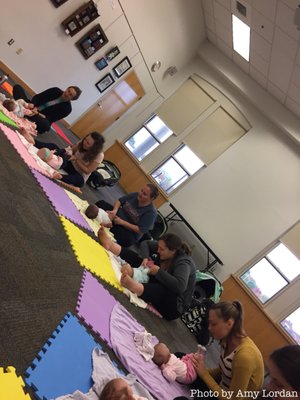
xmin=134 ymin=331 xmax=155 ymax=361
xmin=56 ymin=347 xmax=153 ymax=400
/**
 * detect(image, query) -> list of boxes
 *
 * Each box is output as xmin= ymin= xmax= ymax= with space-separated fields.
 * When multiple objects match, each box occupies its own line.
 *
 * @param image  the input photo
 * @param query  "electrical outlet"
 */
xmin=7 ymin=38 xmax=15 ymax=46
xmin=16 ymin=48 xmax=23 ymax=55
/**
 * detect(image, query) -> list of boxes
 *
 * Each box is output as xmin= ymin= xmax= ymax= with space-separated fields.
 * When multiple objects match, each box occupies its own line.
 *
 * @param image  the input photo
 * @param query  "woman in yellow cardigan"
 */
xmin=192 ymin=300 xmax=264 ymax=400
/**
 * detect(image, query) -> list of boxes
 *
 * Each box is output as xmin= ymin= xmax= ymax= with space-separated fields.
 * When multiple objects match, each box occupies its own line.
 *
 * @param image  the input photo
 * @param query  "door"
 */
xmin=71 ymin=70 xmax=145 ymax=138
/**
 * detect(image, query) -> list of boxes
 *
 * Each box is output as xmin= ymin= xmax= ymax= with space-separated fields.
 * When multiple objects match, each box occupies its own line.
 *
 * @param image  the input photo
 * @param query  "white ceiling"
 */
xmin=201 ymin=0 xmax=300 ymax=120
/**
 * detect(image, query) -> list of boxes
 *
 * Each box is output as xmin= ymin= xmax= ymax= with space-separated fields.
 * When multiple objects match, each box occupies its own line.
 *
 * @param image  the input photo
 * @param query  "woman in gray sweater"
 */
xmin=98 ymin=230 xmax=196 ymax=320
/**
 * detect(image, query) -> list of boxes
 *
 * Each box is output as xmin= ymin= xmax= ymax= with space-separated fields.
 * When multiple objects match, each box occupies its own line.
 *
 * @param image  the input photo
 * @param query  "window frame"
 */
xmin=150 ymin=144 xmax=205 ymax=194
xmin=280 ymin=305 xmax=300 ymax=345
xmin=124 ymin=114 xmax=173 ymax=162
xmin=239 ymin=243 xmax=300 ymax=305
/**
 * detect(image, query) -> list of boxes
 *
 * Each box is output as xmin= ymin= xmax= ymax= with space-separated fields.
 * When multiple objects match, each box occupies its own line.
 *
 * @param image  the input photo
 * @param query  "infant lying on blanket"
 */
xmin=85 ymin=204 xmax=112 ymax=228
xmin=2 ymin=98 xmax=45 ymax=119
xmin=37 ymin=147 xmax=63 ymax=170
xmin=120 ymin=258 xmax=155 ymax=284
xmin=152 ymin=342 xmax=206 ymax=384
xmin=100 ymin=378 xmax=148 ymax=400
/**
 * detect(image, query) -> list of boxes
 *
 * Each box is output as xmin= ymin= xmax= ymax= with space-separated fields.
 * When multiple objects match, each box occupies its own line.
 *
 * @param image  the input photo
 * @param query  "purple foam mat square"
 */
xmin=76 ymin=270 xmax=117 ymax=347
xmin=30 ymin=169 xmax=92 ymax=232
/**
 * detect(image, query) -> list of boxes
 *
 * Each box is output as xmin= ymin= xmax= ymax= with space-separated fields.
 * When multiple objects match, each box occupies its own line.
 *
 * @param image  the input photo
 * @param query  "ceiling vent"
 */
xmin=231 ymin=0 xmax=251 ymax=24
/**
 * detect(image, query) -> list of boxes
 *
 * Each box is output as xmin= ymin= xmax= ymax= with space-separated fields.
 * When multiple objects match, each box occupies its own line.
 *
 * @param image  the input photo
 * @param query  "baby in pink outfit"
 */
xmin=37 ymin=147 xmax=63 ymax=170
xmin=152 ymin=342 xmax=205 ymax=384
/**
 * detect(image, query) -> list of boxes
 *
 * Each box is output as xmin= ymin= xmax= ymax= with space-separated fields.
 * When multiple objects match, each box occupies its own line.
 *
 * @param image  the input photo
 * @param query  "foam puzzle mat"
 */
xmin=0 ymin=110 xmax=18 ymax=128
xmin=0 ymin=366 xmax=31 ymax=399
xmin=30 ymin=169 xmax=92 ymax=232
xmin=51 ymin=122 xmax=72 ymax=145
xmin=25 ymin=312 xmax=100 ymax=399
xmin=59 ymin=216 xmax=123 ymax=292
xmin=76 ymin=270 xmax=118 ymax=347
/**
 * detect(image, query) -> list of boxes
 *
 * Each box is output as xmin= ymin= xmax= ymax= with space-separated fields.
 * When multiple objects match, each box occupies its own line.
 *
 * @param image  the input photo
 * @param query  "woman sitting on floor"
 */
xmin=55 ymin=131 xmax=105 ymax=188
xmin=98 ymin=230 xmax=196 ymax=320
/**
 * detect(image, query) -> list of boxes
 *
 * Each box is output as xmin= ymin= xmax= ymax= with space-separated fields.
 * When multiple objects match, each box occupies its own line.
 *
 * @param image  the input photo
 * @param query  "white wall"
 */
xmin=0 ymin=0 xmax=206 ymax=127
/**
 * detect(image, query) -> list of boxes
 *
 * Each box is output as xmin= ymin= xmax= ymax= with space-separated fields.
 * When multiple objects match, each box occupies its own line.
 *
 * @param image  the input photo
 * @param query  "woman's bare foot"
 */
xmin=97 ymin=225 xmax=113 ymax=250
xmin=120 ymin=272 xmax=144 ymax=296
xmin=97 ymin=225 xmax=122 ymax=255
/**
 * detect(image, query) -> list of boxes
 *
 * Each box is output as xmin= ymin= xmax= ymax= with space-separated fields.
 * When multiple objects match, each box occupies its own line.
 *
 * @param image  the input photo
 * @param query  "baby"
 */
xmin=2 ymin=98 xmax=45 ymax=119
xmin=121 ymin=258 xmax=155 ymax=284
xmin=85 ymin=204 xmax=112 ymax=228
xmin=37 ymin=148 xmax=63 ymax=170
xmin=100 ymin=378 xmax=147 ymax=400
xmin=152 ymin=342 xmax=206 ymax=384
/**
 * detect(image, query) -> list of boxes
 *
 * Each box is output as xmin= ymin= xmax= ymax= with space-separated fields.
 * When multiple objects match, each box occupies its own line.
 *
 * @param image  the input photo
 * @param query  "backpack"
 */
xmin=181 ymin=298 xmax=214 ymax=345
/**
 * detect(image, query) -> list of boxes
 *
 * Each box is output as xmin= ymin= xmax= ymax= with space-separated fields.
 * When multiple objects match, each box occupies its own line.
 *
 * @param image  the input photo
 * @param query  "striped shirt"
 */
xmin=219 ymin=345 xmax=237 ymax=389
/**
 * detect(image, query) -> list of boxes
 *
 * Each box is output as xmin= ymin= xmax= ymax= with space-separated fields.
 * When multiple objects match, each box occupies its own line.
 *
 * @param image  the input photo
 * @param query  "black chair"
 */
xmin=138 ymin=211 xmax=168 ymax=242
xmin=87 ymin=160 xmax=121 ymax=189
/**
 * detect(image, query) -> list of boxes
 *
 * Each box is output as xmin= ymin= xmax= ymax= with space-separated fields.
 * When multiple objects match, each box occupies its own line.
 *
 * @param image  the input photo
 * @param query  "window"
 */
xmin=232 ymin=14 xmax=250 ymax=61
xmin=125 ymin=115 xmax=173 ymax=161
xmin=240 ymin=243 xmax=300 ymax=304
xmin=281 ymin=307 xmax=300 ymax=344
xmin=151 ymin=145 xmax=204 ymax=194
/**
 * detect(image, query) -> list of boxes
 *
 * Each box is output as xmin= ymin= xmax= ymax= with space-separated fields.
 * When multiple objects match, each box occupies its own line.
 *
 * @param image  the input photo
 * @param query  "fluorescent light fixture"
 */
xmin=232 ymin=14 xmax=250 ymax=61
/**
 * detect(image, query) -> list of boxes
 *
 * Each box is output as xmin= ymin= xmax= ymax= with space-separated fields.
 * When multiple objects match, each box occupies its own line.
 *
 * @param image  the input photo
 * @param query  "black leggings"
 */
xmin=13 ymin=84 xmax=51 ymax=134
xmin=95 ymin=200 xmax=136 ymax=247
xmin=119 ymin=247 xmax=180 ymax=320
xmin=59 ymin=156 xmax=85 ymax=188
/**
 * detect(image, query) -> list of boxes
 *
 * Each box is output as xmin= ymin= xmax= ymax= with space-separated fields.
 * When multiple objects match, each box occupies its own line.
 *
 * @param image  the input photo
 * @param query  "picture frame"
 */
xmin=105 ymin=46 xmax=120 ymax=62
xmin=95 ymin=57 xmax=108 ymax=71
xmin=96 ymin=73 xmax=115 ymax=93
xmin=50 ymin=0 xmax=69 ymax=8
xmin=113 ymin=56 xmax=132 ymax=78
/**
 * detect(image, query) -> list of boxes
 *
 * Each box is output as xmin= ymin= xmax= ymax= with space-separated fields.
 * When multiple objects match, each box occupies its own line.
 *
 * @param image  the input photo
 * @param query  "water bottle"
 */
xmin=0 ymin=75 xmax=8 ymax=85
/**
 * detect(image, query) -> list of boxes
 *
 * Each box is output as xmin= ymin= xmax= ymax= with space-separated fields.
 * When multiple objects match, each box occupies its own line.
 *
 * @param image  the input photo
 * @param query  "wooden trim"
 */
xmin=104 ymin=140 xmax=168 ymax=208
xmin=0 ymin=60 xmax=71 ymax=129
xmin=221 ymin=275 xmax=292 ymax=363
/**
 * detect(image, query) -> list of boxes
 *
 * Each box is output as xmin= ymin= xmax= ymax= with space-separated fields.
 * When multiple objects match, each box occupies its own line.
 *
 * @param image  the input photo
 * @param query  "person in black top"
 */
xmin=13 ymin=85 xmax=81 ymax=134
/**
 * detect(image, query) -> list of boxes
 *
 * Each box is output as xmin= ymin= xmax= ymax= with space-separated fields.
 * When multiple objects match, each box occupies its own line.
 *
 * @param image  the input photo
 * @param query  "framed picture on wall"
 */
xmin=50 ymin=0 xmax=69 ymax=8
xmin=105 ymin=46 xmax=120 ymax=61
xmin=113 ymin=57 xmax=132 ymax=78
xmin=95 ymin=57 xmax=108 ymax=71
xmin=96 ymin=73 xmax=115 ymax=93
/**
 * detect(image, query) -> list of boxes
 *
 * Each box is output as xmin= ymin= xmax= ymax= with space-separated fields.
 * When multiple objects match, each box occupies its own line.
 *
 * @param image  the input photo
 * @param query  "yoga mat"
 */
xmin=51 ymin=122 xmax=73 ymax=145
xmin=0 ymin=123 xmax=53 ymax=177
xmin=76 ymin=270 xmax=118 ymax=347
xmin=30 ymin=169 xmax=92 ymax=232
xmin=60 ymin=216 xmax=123 ymax=292
xmin=0 ymin=110 xmax=18 ymax=127
xmin=0 ymin=366 xmax=31 ymax=399
xmin=25 ymin=313 xmax=101 ymax=399
xmin=110 ymin=303 xmax=190 ymax=400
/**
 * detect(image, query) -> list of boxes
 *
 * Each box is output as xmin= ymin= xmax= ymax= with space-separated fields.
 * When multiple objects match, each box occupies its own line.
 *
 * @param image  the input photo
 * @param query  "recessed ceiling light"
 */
xmin=232 ymin=14 xmax=250 ymax=62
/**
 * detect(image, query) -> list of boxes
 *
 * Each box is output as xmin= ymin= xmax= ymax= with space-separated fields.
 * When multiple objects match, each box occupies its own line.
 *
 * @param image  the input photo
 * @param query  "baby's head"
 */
xmin=153 ymin=342 xmax=171 ymax=366
xmin=37 ymin=148 xmax=54 ymax=162
xmin=2 ymin=99 xmax=16 ymax=112
xmin=85 ymin=204 xmax=99 ymax=219
xmin=100 ymin=378 xmax=134 ymax=400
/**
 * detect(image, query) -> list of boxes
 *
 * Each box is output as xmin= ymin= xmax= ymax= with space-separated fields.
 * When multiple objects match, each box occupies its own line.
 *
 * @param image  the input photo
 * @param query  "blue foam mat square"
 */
xmin=25 ymin=312 xmax=101 ymax=399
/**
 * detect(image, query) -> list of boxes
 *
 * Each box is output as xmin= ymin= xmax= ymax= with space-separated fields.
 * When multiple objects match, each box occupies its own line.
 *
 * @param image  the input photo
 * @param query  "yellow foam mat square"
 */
xmin=60 ymin=216 xmax=123 ymax=292
xmin=0 ymin=366 xmax=31 ymax=399
xmin=63 ymin=190 xmax=115 ymax=240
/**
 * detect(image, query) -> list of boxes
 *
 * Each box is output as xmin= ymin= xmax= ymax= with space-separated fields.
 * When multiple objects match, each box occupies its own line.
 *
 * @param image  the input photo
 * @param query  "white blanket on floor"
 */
xmin=55 ymin=347 xmax=153 ymax=400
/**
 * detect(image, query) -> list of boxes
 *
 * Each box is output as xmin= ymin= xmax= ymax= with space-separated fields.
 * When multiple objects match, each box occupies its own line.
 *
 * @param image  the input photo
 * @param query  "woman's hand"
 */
xmin=147 ymin=264 xmax=160 ymax=275
xmin=192 ymin=353 xmax=206 ymax=377
xmin=107 ymin=210 xmax=117 ymax=219
xmin=113 ymin=216 xmax=125 ymax=226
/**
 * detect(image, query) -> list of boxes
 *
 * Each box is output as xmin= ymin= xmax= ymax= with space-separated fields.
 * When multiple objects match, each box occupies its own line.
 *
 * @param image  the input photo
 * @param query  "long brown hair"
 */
xmin=78 ymin=132 xmax=105 ymax=162
xmin=210 ymin=300 xmax=246 ymax=339
xmin=160 ymin=233 xmax=191 ymax=256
